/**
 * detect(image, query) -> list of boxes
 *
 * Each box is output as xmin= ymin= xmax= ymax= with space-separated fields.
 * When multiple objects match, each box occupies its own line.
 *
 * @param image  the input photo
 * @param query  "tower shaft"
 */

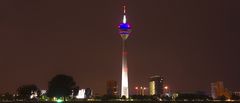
xmin=119 ymin=2 xmax=131 ymax=99
xmin=121 ymin=39 xmax=129 ymax=98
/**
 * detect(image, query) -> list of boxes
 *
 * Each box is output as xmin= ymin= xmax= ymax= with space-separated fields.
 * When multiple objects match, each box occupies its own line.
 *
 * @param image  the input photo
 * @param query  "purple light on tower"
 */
xmin=118 ymin=4 xmax=131 ymax=98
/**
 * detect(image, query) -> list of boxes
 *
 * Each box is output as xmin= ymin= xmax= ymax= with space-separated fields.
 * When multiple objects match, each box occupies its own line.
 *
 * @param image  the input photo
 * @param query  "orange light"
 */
xmin=164 ymin=86 xmax=168 ymax=90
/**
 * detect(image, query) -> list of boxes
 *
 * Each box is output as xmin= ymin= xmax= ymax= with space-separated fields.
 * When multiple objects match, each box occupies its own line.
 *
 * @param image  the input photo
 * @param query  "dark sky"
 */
xmin=0 ymin=0 xmax=240 ymax=95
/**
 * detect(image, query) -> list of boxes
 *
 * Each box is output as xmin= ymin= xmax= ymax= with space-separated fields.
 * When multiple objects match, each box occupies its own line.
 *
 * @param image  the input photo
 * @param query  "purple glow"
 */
xmin=118 ymin=23 xmax=131 ymax=30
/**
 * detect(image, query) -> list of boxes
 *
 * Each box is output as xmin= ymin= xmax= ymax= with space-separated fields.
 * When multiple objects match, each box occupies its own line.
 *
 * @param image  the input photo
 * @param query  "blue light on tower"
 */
xmin=119 ymin=12 xmax=131 ymax=40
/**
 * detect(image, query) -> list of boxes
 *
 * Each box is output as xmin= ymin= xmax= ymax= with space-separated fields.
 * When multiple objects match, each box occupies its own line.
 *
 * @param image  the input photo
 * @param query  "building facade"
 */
xmin=149 ymin=75 xmax=164 ymax=96
xmin=211 ymin=81 xmax=231 ymax=99
xmin=106 ymin=80 xmax=118 ymax=96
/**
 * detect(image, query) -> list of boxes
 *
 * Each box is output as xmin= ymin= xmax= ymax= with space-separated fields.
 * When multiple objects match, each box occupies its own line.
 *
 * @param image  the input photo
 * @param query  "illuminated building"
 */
xmin=30 ymin=91 xmax=38 ymax=99
xmin=41 ymin=90 xmax=47 ymax=95
xmin=76 ymin=88 xmax=93 ymax=99
xmin=106 ymin=80 xmax=118 ymax=96
xmin=233 ymin=92 xmax=240 ymax=97
xmin=211 ymin=81 xmax=231 ymax=99
xmin=118 ymin=3 xmax=131 ymax=98
xmin=76 ymin=89 xmax=86 ymax=99
xmin=149 ymin=75 xmax=164 ymax=96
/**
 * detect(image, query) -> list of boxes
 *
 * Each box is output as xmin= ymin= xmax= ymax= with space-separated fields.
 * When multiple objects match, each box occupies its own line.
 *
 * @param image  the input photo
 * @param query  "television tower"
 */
xmin=118 ymin=2 xmax=131 ymax=98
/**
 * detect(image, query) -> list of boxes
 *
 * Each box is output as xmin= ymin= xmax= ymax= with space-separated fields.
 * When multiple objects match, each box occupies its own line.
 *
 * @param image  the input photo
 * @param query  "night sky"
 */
xmin=0 ymin=0 xmax=240 ymax=95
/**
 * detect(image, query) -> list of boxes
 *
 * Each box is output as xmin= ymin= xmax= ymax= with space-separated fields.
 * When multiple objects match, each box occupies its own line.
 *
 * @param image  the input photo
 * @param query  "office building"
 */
xmin=211 ymin=81 xmax=231 ymax=99
xmin=106 ymin=80 xmax=118 ymax=96
xmin=149 ymin=75 xmax=164 ymax=96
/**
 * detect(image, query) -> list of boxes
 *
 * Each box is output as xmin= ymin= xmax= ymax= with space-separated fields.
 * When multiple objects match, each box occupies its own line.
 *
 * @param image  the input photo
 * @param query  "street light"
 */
xmin=164 ymin=86 xmax=168 ymax=90
xmin=135 ymin=86 xmax=147 ymax=95
xmin=164 ymin=86 xmax=170 ymax=96
xmin=135 ymin=86 xmax=139 ymax=95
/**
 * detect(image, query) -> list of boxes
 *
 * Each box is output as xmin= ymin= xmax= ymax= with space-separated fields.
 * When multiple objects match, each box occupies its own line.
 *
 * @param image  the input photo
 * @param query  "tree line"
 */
xmin=1 ymin=74 xmax=79 ymax=102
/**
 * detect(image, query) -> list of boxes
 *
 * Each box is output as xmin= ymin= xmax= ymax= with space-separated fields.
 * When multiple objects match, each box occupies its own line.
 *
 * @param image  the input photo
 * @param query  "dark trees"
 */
xmin=101 ymin=95 xmax=119 ymax=101
xmin=0 ymin=92 xmax=14 ymax=101
xmin=231 ymin=94 xmax=240 ymax=100
xmin=130 ymin=95 xmax=152 ymax=100
xmin=16 ymin=84 xmax=40 ymax=100
xmin=47 ymin=74 xmax=79 ymax=100
xmin=217 ymin=95 xmax=227 ymax=100
xmin=175 ymin=93 xmax=212 ymax=101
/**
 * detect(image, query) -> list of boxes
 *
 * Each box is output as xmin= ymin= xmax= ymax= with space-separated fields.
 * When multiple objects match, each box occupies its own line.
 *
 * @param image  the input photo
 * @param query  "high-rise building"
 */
xmin=76 ymin=89 xmax=86 ymax=99
xmin=149 ymin=75 xmax=164 ymax=96
xmin=211 ymin=81 xmax=231 ymax=99
xmin=76 ymin=88 xmax=93 ymax=99
xmin=118 ymin=3 xmax=131 ymax=98
xmin=85 ymin=88 xmax=93 ymax=99
xmin=106 ymin=80 xmax=118 ymax=96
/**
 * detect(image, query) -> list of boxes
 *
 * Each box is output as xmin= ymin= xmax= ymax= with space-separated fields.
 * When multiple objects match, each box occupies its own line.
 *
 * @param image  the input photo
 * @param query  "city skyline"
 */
xmin=0 ymin=0 xmax=240 ymax=95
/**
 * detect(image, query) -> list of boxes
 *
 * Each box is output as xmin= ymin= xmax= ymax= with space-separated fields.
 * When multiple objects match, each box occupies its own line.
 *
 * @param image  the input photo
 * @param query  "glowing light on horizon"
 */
xmin=56 ymin=99 xmax=63 ymax=103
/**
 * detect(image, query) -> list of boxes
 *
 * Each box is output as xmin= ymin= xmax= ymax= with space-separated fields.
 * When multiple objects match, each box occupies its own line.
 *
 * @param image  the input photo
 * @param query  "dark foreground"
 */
xmin=1 ymin=101 xmax=240 ymax=103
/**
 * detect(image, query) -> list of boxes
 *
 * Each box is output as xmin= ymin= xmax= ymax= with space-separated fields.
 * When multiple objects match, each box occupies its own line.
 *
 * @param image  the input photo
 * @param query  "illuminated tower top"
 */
xmin=118 ymin=5 xmax=131 ymax=40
